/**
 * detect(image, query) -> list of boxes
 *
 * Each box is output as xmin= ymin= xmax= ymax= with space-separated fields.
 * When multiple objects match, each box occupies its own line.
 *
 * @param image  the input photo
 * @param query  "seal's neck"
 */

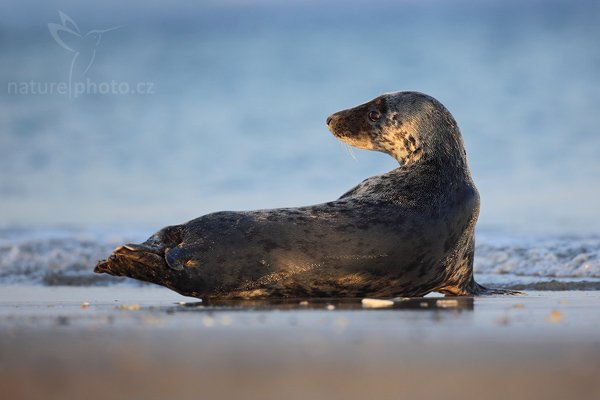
xmin=391 ymin=110 xmax=471 ymax=182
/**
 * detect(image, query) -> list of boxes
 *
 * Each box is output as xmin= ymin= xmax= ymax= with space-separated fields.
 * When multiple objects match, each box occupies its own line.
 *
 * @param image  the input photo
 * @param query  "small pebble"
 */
xmin=326 ymin=304 xmax=335 ymax=311
xmin=435 ymin=299 xmax=458 ymax=308
xmin=116 ymin=304 xmax=141 ymax=311
xmin=299 ymin=300 xmax=309 ymax=306
xmin=81 ymin=302 xmax=90 ymax=309
xmin=202 ymin=315 xmax=215 ymax=327
xmin=546 ymin=310 xmax=564 ymax=323
xmin=361 ymin=298 xmax=394 ymax=308
xmin=142 ymin=316 xmax=164 ymax=326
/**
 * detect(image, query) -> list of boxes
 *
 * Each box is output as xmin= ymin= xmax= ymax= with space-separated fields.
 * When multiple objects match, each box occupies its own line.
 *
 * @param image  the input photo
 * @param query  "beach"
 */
xmin=1 ymin=285 xmax=599 ymax=400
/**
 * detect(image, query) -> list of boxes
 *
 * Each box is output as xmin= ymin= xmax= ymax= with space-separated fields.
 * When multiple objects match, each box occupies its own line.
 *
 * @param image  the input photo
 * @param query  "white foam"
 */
xmin=475 ymin=232 xmax=600 ymax=278
xmin=0 ymin=227 xmax=148 ymax=286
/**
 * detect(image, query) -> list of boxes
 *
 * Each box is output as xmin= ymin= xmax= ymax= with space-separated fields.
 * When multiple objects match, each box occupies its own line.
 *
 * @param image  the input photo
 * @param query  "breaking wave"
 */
xmin=474 ymin=232 xmax=600 ymax=278
xmin=0 ymin=227 xmax=149 ymax=286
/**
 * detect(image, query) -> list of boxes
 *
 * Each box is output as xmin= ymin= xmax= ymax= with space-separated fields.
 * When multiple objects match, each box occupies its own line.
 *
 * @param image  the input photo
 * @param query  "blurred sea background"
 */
xmin=0 ymin=0 xmax=599 ymax=288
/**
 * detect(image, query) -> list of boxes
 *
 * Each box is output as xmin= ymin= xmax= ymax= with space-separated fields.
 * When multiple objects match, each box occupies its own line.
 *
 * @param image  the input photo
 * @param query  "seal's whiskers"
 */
xmin=343 ymin=142 xmax=357 ymax=160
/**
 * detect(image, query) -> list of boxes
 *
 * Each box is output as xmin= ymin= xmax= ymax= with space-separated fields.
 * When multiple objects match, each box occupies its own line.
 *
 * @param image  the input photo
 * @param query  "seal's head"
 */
xmin=326 ymin=91 xmax=467 ymax=166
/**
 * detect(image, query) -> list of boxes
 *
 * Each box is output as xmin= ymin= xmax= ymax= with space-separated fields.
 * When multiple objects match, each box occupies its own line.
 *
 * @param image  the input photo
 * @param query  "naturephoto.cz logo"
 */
xmin=7 ymin=11 xmax=155 ymax=98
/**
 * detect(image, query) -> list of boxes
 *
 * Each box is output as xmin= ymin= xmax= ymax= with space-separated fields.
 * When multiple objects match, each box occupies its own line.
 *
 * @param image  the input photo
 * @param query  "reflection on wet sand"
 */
xmin=175 ymin=296 xmax=475 ymax=311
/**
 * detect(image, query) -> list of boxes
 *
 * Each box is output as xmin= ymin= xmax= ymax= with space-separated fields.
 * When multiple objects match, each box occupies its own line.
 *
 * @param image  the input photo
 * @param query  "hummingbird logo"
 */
xmin=48 ymin=11 xmax=122 ymax=86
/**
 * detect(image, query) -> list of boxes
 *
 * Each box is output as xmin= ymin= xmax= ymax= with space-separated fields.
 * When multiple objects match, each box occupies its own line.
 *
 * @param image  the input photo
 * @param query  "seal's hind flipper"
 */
xmin=94 ymin=245 xmax=166 ymax=277
xmin=436 ymin=279 xmax=525 ymax=296
xmin=94 ymin=224 xmax=185 ymax=281
xmin=473 ymin=282 xmax=525 ymax=296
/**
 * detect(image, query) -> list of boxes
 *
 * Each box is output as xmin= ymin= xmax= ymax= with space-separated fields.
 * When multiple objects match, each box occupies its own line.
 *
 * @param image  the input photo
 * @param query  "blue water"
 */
xmin=0 ymin=1 xmax=599 ymax=286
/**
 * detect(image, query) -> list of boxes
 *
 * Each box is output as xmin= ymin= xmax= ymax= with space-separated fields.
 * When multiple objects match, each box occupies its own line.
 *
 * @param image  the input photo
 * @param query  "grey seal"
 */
xmin=95 ymin=91 xmax=511 ymax=299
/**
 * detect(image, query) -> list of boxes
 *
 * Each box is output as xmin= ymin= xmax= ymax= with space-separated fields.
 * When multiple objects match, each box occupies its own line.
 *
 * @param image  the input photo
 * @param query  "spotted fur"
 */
xmin=95 ymin=91 xmax=514 ymax=299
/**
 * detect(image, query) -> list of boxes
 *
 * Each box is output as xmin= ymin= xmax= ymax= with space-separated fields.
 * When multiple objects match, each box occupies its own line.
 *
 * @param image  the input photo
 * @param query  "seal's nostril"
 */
xmin=326 ymin=116 xmax=332 ymax=125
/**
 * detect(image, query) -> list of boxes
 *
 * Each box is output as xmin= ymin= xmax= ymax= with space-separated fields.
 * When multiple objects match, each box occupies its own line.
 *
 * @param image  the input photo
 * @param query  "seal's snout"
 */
xmin=326 ymin=113 xmax=341 ymax=134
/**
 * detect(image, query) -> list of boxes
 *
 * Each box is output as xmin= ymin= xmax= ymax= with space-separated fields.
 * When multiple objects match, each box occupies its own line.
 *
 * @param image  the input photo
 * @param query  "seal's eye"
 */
xmin=368 ymin=110 xmax=381 ymax=122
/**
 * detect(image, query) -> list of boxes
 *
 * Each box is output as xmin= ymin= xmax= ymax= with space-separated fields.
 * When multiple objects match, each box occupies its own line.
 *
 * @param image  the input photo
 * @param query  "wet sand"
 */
xmin=1 ymin=286 xmax=599 ymax=400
